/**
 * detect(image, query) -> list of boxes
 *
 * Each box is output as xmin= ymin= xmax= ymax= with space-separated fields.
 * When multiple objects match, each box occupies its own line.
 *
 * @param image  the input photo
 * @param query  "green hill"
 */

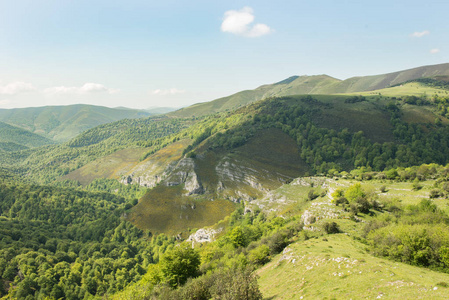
xmin=0 ymin=121 xmax=53 ymax=151
xmin=50 ymin=92 xmax=449 ymax=236
xmin=3 ymin=64 xmax=449 ymax=299
xmin=0 ymin=104 xmax=152 ymax=142
xmin=170 ymin=63 xmax=449 ymax=117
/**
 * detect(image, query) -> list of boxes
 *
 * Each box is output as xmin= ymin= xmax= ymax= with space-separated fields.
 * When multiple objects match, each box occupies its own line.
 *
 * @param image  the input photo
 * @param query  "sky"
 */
xmin=0 ymin=0 xmax=448 ymax=109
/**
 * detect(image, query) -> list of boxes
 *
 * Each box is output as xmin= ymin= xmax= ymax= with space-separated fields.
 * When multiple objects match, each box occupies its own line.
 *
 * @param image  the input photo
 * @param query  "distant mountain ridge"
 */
xmin=0 ymin=121 xmax=53 ymax=151
xmin=0 ymin=104 xmax=152 ymax=142
xmin=170 ymin=63 xmax=449 ymax=117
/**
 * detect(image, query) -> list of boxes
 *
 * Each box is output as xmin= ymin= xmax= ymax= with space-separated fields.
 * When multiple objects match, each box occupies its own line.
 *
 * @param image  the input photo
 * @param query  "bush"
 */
xmin=308 ymin=189 xmax=319 ymax=201
xmin=248 ymin=244 xmax=270 ymax=265
xmin=266 ymin=231 xmax=289 ymax=254
xmin=350 ymin=197 xmax=371 ymax=214
xmin=152 ymin=266 xmax=263 ymax=299
xmin=210 ymin=267 xmax=263 ymax=300
xmin=334 ymin=197 xmax=349 ymax=206
xmin=345 ymin=183 xmax=365 ymax=202
xmin=412 ymin=180 xmax=423 ymax=191
xmin=323 ymin=221 xmax=340 ymax=234
xmin=367 ymin=223 xmax=449 ymax=268
xmin=429 ymin=189 xmax=442 ymax=199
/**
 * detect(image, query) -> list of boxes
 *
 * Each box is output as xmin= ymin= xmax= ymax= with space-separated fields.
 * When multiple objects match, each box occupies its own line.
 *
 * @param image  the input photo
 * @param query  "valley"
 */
xmin=2 ymin=64 xmax=449 ymax=299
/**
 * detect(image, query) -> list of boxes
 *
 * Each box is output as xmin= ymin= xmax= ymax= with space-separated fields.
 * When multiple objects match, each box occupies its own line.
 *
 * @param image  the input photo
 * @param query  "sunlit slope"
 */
xmin=127 ymin=128 xmax=308 ymax=235
xmin=252 ymin=175 xmax=449 ymax=299
xmin=169 ymin=63 xmax=449 ymax=117
xmin=0 ymin=104 xmax=151 ymax=142
xmin=352 ymin=81 xmax=449 ymax=98
xmin=63 ymin=139 xmax=191 ymax=186
xmin=3 ymin=116 xmax=192 ymax=184
xmin=258 ymin=234 xmax=449 ymax=299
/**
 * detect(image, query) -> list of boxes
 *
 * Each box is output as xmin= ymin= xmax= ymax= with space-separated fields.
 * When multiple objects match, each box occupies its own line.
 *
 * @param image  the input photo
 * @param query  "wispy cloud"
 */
xmin=44 ymin=83 xmax=119 ymax=95
xmin=411 ymin=30 xmax=430 ymax=38
xmin=151 ymin=88 xmax=186 ymax=96
xmin=430 ymin=48 xmax=440 ymax=54
xmin=221 ymin=7 xmax=273 ymax=38
xmin=0 ymin=82 xmax=35 ymax=95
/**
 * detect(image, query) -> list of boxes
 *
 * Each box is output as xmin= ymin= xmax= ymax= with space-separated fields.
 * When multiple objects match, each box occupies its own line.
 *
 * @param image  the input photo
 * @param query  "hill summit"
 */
xmin=171 ymin=63 xmax=449 ymax=117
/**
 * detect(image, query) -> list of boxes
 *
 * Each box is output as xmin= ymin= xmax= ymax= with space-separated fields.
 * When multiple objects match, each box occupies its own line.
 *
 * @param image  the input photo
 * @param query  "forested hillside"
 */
xmin=0 ymin=121 xmax=53 ymax=151
xmin=0 ymin=105 xmax=152 ymax=142
xmin=0 ymin=116 xmax=194 ymax=184
xmin=3 ymin=65 xmax=449 ymax=299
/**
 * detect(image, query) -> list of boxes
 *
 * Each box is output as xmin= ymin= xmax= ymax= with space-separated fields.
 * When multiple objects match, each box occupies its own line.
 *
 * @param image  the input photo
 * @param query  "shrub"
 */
xmin=350 ymin=197 xmax=371 ymax=214
xmin=266 ymin=231 xmax=289 ymax=254
xmin=323 ymin=221 xmax=340 ymax=234
xmin=308 ymin=189 xmax=319 ymax=201
xmin=331 ymin=188 xmax=344 ymax=201
xmin=345 ymin=183 xmax=365 ymax=202
xmin=429 ymin=189 xmax=442 ymax=199
xmin=334 ymin=197 xmax=349 ymax=206
xmin=210 ymin=267 xmax=263 ymax=300
xmin=248 ymin=244 xmax=270 ymax=265
xmin=367 ymin=223 xmax=449 ymax=268
xmin=412 ymin=179 xmax=423 ymax=191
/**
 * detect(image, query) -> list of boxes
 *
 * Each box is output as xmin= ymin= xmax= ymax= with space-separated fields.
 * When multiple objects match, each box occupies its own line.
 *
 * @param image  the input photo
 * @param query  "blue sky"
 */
xmin=0 ymin=0 xmax=447 ymax=109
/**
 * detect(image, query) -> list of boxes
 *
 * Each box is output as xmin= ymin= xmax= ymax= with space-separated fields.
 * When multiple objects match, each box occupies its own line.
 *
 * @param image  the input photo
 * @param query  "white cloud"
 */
xmin=0 ymin=82 xmax=35 ymax=95
xmin=221 ymin=7 xmax=273 ymax=37
xmin=411 ymin=30 xmax=430 ymax=38
xmin=44 ymin=83 xmax=119 ymax=95
xmin=151 ymin=88 xmax=186 ymax=96
xmin=430 ymin=48 xmax=440 ymax=54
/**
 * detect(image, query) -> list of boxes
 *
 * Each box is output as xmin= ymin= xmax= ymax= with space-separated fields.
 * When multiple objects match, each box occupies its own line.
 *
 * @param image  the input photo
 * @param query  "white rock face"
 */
xmin=187 ymin=228 xmax=220 ymax=243
xmin=120 ymin=159 xmax=179 ymax=188
xmin=301 ymin=210 xmax=317 ymax=226
xmin=164 ymin=158 xmax=203 ymax=195
xmin=184 ymin=171 xmax=203 ymax=195
xmin=120 ymin=173 xmax=163 ymax=188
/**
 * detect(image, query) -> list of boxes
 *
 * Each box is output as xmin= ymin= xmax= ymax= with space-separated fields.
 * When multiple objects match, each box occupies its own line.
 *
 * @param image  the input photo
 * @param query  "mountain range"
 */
xmin=2 ymin=63 xmax=449 ymax=299
xmin=0 ymin=104 xmax=152 ymax=143
xmin=171 ymin=63 xmax=449 ymax=117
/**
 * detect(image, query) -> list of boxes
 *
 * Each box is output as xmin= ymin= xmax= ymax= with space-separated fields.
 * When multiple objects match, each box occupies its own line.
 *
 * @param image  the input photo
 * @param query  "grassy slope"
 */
xmin=258 ymin=234 xmax=449 ymax=299
xmin=0 ymin=104 xmax=151 ymax=142
xmin=127 ymin=128 xmax=307 ymax=235
xmin=63 ymin=139 xmax=192 ymax=186
xmin=127 ymin=185 xmax=236 ymax=236
xmin=46 ymin=93 xmax=447 ymax=236
xmin=62 ymin=147 xmax=150 ymax=185
xmin=169 ymin=63 xmax=449 ymax=118
xmin=352 ymin=82 xmax=449 ymax=98
xmin=252 ymin=176 xmax=449 ymax=299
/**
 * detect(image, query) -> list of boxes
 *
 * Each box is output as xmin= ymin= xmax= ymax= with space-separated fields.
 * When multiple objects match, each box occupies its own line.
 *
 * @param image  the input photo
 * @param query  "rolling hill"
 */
xmin=0 ymin=104 xmax=152 ymax=142
xmin=2 ymin=64 xmax=449 ymax=299
xmin=53 ymin=91 xmax=449 ymax=235
xmin=0 ymin=121 xmax=53 ymax=151
xmin=170 ymin=63 xmax=449 ymax=117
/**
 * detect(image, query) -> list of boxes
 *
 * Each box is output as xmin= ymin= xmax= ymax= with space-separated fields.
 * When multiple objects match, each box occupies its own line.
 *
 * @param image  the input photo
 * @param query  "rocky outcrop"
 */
xmin=120 ymin=173 xmax=163 ymax=188
xmin=187 ymin=228 xmax=221 ymax=243
xmin=164 ymin=158 xmax=203 ymax=195
xmin=301 ymin=210 xmax=317 ymax=226
xmin=215 ymin=156 xmax=272 ymax=192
